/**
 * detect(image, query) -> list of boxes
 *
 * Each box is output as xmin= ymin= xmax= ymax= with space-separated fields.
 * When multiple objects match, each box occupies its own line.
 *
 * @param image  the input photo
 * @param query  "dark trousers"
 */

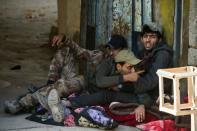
xmin=69 ymin=90 xmax=152 ymax=108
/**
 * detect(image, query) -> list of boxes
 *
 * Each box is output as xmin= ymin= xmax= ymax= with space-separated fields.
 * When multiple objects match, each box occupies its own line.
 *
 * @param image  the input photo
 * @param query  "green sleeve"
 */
xmin=95 ymin=58 xmax=123 ymax=88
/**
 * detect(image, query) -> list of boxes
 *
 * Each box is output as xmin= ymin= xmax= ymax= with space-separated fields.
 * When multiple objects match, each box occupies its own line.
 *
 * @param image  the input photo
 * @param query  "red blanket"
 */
xmin=104 ymin=106 xmax=158 ymax=126
xmin=104 ymin=106 xmax=189 ymax=131
xmin=136 ymin=120 xmax=175 ymax=131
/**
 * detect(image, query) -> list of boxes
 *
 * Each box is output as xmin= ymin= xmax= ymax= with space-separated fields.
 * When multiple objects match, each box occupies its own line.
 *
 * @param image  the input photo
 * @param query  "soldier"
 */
xmin=4 ymin=34 xmax=128 ymax=114
xmin=47 ymin=49 xmax=149 ymax=123
xmin=45 ymin=22 xmax=173 ymax=123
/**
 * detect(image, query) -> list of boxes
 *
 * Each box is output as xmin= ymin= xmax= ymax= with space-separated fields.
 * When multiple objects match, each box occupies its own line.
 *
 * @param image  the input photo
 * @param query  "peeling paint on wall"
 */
xmin=95 ymin=0 xmax=108 ymax=47
xmin=143 ymin=0 xmax=152 ymax=24
xmin=134 ymin=0 xmax=142 ymax=31
xmin=112 ymin=0 xmax=132 ymax=36
xmin=85 ymin=0 xmax=152 ymax=49
xmin=112 ymin=0 xmax=132 ymax=48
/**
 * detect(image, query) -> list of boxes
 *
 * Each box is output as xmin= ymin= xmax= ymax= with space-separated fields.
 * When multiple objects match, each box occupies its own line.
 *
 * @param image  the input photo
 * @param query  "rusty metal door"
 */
xmin=85 ymin=0 xmax=152 ymax=54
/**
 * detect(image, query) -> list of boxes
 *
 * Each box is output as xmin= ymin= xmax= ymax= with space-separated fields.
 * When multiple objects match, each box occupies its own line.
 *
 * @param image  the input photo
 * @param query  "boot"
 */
xmin=4 ymin=100 xmax=23 ymax=114
xmin=48 ymin=89 xmax=70 ymax=122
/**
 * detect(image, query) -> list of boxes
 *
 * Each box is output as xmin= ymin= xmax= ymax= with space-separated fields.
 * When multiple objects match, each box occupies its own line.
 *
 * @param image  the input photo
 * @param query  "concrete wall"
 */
xmin=0 ymin=0 xmax=57 ymax=86
xmin=160 ymin=0 xmax=175 ymax=47
xmin=0 ymin=0 xmax=57 ymax=46
xmin=188 ymin=0 xmax=197 ymax=66
xmin=58 ymin=0 xmax=81 ymax=42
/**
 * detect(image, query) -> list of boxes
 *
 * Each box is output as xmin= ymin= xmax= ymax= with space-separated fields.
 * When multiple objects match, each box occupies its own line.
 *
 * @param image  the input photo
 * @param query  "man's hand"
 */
xmin=134 ymin=105 xmax=145 ymax=122
xmin=52 ymin=34 xmax=65 ymax=47
xmin=123 ymin=72 xmax=139 ymax=82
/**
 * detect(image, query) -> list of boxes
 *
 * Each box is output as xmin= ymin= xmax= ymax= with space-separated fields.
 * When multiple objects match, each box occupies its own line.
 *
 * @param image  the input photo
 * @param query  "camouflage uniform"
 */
xmin=5 ymin=38 xmax=106 ymax=112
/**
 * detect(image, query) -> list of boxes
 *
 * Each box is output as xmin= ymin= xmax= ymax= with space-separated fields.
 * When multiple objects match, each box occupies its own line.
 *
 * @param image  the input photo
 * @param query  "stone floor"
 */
xmin=0 ymin=114 xmax=140 ymax=131
xmin=0 ymin=34 xmax=140 ymax=131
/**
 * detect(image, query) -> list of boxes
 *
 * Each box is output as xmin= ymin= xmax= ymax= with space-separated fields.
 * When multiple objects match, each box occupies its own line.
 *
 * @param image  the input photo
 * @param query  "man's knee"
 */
xmin=19 ymin=93 xmax=36 ymax=107
xmin=54 ymin=77 xmax=85 ymax=96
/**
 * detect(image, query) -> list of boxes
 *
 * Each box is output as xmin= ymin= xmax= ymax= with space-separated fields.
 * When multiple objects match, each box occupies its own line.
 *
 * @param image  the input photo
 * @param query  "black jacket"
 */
xmin=133 ymin=42 xmax=173 ymax=99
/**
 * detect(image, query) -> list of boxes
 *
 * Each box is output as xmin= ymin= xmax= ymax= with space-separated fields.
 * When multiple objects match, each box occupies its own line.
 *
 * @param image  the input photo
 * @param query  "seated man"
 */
xmin=4 ymin=34 xmax=129 ymax=114
xmin=46 ymin=49 xmax=151 ymax=123
xmin=132 ymin=23 xmax=173 ymax=103
xmin=45 ymin=22 xmax=173 ymax=123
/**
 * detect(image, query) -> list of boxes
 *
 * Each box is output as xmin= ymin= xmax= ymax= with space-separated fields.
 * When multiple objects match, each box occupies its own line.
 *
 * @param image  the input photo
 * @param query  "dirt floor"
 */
xmin=0 ymin=35 xmax=55 ymax=114
xmin=0 ymin=36 xmax=141 ymax=131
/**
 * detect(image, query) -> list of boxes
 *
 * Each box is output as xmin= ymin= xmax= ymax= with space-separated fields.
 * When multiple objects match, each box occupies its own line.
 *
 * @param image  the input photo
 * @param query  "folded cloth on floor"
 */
xmin=109 ymin=102 xmax=139 ymax=115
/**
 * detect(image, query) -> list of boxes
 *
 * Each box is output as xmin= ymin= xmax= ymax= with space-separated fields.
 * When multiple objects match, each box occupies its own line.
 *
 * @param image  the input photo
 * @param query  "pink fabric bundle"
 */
xmin=136 ymin=120 xmax=176 ymax=131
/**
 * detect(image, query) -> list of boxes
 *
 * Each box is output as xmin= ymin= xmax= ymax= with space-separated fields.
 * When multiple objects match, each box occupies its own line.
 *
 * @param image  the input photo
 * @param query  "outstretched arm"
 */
xmin=51 ymin=34 xmax=104 ymax=64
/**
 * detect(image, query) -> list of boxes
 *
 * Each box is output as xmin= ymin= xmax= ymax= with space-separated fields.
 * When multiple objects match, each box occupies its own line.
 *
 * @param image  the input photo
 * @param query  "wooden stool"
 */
xmin=157 ymin=66 xmax=197 ymax=131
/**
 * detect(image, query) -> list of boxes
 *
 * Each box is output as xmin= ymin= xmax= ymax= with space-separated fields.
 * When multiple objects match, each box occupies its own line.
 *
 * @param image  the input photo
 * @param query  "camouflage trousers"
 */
xmin=18 ymin=42 xmax=104 ymax=107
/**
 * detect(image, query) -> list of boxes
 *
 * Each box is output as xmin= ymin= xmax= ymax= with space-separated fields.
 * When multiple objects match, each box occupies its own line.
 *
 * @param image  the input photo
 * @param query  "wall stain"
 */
xmin=160 ymin=0 xmax=175 ymax=46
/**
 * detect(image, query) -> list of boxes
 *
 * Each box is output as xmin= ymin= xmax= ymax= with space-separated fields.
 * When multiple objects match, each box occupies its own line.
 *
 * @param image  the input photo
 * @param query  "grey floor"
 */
xmin=0 ymin=39 xmax=140 ymax=131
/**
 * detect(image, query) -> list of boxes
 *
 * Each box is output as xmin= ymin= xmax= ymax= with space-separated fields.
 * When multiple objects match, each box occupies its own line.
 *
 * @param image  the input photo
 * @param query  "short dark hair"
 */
xmin=106 ymin=34 xmax=128 ymax=49
xmin=140 ymin=24 xmax=162 ymax=38
xmin=115 ymin=61 xmax=125 ymax=65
